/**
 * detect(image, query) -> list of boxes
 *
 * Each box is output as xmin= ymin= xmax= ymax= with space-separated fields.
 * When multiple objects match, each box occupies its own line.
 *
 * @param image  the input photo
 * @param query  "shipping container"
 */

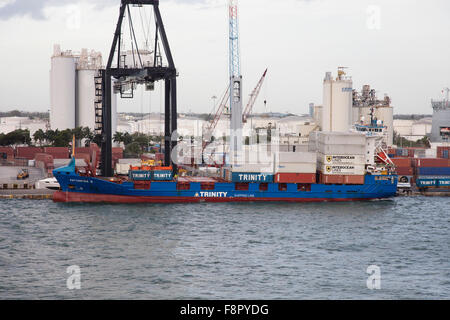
xmin=414 ymin=158 xmax=450 ymax=167
xmin=115 ymin=163 xmax=131 ymax=175
xmin=317 ymin=132 xmax=366 ymax=145
xmin=152 ymin=170 xmax=173 ymax=181
xmin=317 ymin=153 xmax=366 ymax=165
xmin=437 ymin=178 xmax=450 ymax=187
xmin=232 ymin=163 xmax=274 ymax=173
xmin=318 ymin=174 xmax=344 ymax=184
xmin=276 ymin=162 xmax=316 ymax=173
xmin=416 ymin=178 xmax=437 ymax=187
xmin=343 ymin=175 xmax=365 ymax=185
xmin=231 ymin=172 xmax=274 ymax=183
xmin=0 ymin=147 xmax=14 ymax=160
xmin=416 ymin=167 xmax=450 ymax=176
xmin=317 ymin=143 xmax=366 ymax=155
xmin=16 ymin=147 xmax=43 ymax=160
xmin=318 ymin=164 xmax=365 ymax=175
xmin=129 ymin=170 xmax=152 ymax=181
xmin=74 ymin=147 xmax=90 ymax=154
xmin=275 ymin=173 xmax=316 ymax=183
xmin=396 ymin=167 xmax=414 ymax=175
xmin=276 ymin=151 xmax=316 ymax=163
xmin=437 ymin=146 xmax=450 ymax=159
xmin=391 ymin=158 xmax=412 ymax=167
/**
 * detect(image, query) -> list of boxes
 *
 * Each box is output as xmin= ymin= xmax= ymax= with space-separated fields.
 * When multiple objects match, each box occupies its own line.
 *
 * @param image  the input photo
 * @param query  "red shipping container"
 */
xmin=34 ymin=153 xmax=53 ymax=162
xmin=75 ymin=147 xmax=90 ymax=154
xmin=155 ymin=153 xmax=164 ymax=161
xmin=392 ymin=158 xmax=412 ymax=167
xmin=275 ymin=173 xmax=316 ymax=183
xmin=343 ymin=175 xmax=365 ymax=185
xmin=413 ymin=158 xmax=450 ymax=167
xmin=16 ymin=147 xmax=43 ymax=160
xmin=396 ymin=167 xmax=414 ymax=175
xmin=0 ymin=147 xmax=14 ymax=159
xmin=319 ymin=174 xmax=344 ymax=184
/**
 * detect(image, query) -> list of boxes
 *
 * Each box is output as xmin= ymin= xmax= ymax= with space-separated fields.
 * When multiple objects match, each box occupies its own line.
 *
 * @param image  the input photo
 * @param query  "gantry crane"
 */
xmin=97 ymin=0 xmax=177 ymax=176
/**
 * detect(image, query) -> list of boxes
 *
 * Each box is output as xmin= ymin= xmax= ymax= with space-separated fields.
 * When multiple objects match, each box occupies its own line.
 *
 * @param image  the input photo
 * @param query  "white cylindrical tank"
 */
xmin=76 ymin=69 xmax=96 ymax=130
xmin=322 ymin=71 xmax=352 ymax=132
xmin=376 ymin=106 xmax=394 ymax=146
xmin=50 ymin=55 xmax=76 ymax=130
xmin=331 ymin=78 xmax=353 ymax=132
xmin=322 ymin=74 xmax=332 ymax=131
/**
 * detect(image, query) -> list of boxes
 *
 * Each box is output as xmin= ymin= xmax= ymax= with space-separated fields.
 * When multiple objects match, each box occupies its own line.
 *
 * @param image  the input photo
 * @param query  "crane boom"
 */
xmin=242 ymin=68 xmax=267 ymax=123
xmin=203 ymin=84 xmax=230 ymax=143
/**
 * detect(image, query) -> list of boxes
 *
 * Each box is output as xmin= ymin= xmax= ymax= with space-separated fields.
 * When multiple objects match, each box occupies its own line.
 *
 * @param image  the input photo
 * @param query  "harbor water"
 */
xmin=0 ymin=197 xmax=449 ymax=299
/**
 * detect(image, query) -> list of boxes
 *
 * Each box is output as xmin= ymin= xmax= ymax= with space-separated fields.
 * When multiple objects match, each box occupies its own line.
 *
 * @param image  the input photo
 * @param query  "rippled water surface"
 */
xmin=0 ymin=197 xmax=449 ymax=299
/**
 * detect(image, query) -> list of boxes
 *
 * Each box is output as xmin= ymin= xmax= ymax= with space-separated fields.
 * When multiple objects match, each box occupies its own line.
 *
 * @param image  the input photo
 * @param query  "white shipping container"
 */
xmin=232 ymin=163 xmax=275 ymax=173
xmin=118 ymin=158 xmax=141 ymax=165
xmin=115 ymin=163 xmax=130 ymax=175
xmin=317 ymin=153 xmax=366 ymax=165
xmin=318 ymin=164 xmax=365 ymax=175
xmin=317 ymin=132 xmax=366 ymax=145
xmin=276 ymin=151 xmax=316 ymax=163
xmin=276 ymin=162 xmax=316 ymax=173
xmin=317 ymin=143 xmax=366 ymax=155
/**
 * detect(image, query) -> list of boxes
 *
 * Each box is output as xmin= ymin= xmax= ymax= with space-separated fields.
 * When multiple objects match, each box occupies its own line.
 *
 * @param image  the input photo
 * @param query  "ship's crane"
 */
xmin=242 ymin=68 xmax=267 ymax=123
xmin=203 ymin=84 xmax=230 ymax=143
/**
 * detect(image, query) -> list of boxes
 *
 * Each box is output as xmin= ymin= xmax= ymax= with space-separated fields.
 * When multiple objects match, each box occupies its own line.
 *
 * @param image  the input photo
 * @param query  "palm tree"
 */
xmin=33 ymin=129 xmax=45 ymax=146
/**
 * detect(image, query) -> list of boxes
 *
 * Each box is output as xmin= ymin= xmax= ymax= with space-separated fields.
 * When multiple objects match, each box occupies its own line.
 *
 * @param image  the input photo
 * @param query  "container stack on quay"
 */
xmin=16 ymin=147 xmax=43 ymax=160
xmin=0 ymin=147 xmax=15 ymax=161
xmin=43 ymin=147 xmax=69 ymax=159
xmin=34 ymin=153 xmax=54 ymax=175
xmin=437 ymin=146 xmax=450 ymax=159
xmin=313 ymin=132 xmax=367 ymax=185
xmin=392 ymin=158 xmax=414 ymax=185
xmin=414 ymin=158 xmax=450 ymax=188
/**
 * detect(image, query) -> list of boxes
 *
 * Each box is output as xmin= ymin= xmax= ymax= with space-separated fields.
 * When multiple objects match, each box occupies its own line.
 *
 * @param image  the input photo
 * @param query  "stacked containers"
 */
xmin=35 ymin=153 xmax=54 ymax=174
xmin=229 ymin=154 xmax=275 ymax=182
xmin=44 ymin=147 xmax=69 ymax=159
xmin=316 ymin=132 xmax=366 ymax=184
xmin=392 ymin=158 xmax=414 ymax=185
xmin=0 ymin=147 xmax=14 ymax=160
xmin=437 ymin=146 xmax=450 ymax=159
xmin=16 ymin=147 xmax=43 ymax=160
xmin=414 ymin=158 xmax=450 ymax=188
xmin=274 ymin=152 xmax=316 ymax=183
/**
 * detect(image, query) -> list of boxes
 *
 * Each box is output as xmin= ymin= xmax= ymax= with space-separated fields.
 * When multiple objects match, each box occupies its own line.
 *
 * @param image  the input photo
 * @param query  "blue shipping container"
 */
xmin=416 ymin=167 xmax=450 ymax=176
xmin=152 ymin=170 xmax=173 ymax=181
xmin=416 ymin=178 xmax=437 ymax=187
xmin=129 ymin=170 xmax=152 ymax=181
xmin=437 ymin=178 xmax=450 ymax=187
xmin=231 ymin=172 xmax=274 ymax=183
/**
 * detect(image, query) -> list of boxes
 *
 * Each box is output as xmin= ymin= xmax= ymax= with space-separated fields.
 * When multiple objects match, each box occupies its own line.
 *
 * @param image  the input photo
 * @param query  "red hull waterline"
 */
xmin=53 ymin=191 xmax=377 ymax=203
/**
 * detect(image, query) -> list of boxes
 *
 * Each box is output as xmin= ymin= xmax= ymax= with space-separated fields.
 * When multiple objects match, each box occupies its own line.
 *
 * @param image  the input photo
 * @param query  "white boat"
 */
xmin=35 ymin=177 xmax=60 ymax=190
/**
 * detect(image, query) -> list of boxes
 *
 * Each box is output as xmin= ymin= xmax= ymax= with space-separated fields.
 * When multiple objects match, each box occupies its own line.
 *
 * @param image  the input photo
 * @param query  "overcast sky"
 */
xmin=0 ymin=0 xmax=449 ymax=115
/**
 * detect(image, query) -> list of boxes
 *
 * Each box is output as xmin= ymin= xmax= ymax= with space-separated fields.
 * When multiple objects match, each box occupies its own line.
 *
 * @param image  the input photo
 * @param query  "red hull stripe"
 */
xmin=53 ymin=191 xmax=375 ymax=203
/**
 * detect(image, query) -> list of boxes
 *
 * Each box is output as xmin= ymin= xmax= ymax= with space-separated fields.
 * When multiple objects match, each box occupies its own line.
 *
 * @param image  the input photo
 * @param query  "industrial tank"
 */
xmin=376 ymin=106 xmax=394 ymax=146
xmin=50 ymin=50 xmax=76 ymax=130
xmin=76 ymin=69 xmax=96 ymax=130
xmin=322 ymin=69 xmax=353 ymax=132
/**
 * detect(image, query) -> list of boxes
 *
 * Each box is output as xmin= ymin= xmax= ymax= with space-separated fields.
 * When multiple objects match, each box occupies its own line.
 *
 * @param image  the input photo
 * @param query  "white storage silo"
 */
xmin=321 ymin=72 xmax=332 ymax=131
xmin=76 ymin=69 xmax=96 ymax=130
xmin=321 ymin=69 xmax=353 ymax=132
xmin=376 ymin=106 xmax=394 ymax=146
xmin=50 ymin=49 xmax=76 ymax=130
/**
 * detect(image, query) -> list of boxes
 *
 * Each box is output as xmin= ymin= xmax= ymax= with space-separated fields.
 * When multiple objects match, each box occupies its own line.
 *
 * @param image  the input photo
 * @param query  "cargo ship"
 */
xmin=53 ymin=132 xmax=398 ymax=203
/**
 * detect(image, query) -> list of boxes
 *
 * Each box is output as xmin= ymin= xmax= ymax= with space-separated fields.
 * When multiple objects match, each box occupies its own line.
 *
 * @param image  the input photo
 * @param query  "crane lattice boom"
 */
xmin=243 ymin=68 xmax=267 ymax=123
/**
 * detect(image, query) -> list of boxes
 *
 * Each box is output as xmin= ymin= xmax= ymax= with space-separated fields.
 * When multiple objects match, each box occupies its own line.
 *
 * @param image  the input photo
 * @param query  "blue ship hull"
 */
xmin=52 ymin=159 xmax=398 ymax=203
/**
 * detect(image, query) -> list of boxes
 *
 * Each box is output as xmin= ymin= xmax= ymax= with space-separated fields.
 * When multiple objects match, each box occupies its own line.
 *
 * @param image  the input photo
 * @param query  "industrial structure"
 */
xmin=321 ymin=68 xmax=353 ymax=133
xmin=352 ymin=84 xmax=394 ymax=146
xmin=49 ymin=45 xmax=118 ymax=132
xmin=431 ymin=88 xmax=450 ymax=142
